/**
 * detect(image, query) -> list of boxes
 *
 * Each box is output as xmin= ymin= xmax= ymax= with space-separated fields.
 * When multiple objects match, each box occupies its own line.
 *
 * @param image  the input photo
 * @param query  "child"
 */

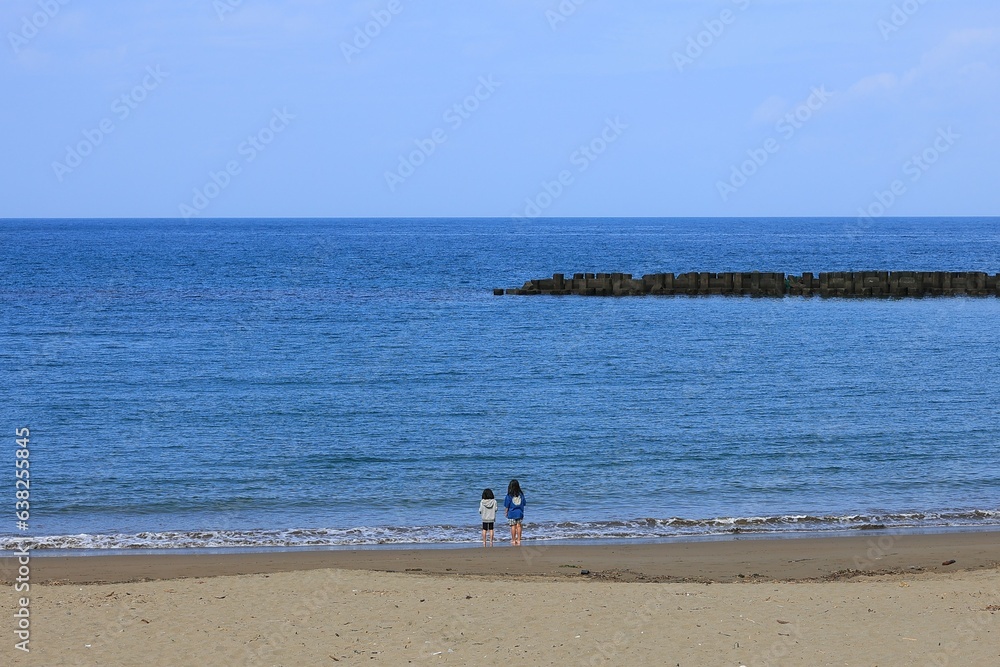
xmin=479 ymin=488 xmax=497 ymax=547
xmin=503 ymin=479 xmax=525 ymax=546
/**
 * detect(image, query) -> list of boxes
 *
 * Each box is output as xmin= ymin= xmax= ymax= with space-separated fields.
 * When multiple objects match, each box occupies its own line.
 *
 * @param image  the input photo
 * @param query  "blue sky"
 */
xmin=2 ymin=0 xmax=998 ymax=218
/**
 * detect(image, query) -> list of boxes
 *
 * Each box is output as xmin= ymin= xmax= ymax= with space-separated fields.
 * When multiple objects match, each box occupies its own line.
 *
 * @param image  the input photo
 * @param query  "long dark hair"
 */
xmin=482 ymin=488 xmax=494 ymax=500
xmin=507 ymin=479 xmax=522 ymax=497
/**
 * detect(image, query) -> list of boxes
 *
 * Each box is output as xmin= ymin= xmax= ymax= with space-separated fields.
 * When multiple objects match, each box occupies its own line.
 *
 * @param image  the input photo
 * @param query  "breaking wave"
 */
xmin=4 ymin=509 xmax=999 ymax=550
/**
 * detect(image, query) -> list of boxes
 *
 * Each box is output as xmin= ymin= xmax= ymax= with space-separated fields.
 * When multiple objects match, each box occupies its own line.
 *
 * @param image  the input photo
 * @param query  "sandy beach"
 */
xmin=3 ymin=531 xmax=999 ymax=665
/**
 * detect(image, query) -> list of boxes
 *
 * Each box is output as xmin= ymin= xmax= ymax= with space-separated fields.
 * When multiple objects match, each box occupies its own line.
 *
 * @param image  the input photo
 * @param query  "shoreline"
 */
xmin=7 ymin=518 xmax=999 ymax=552
xmin=6 ymin=529 xmax=998 ymax=585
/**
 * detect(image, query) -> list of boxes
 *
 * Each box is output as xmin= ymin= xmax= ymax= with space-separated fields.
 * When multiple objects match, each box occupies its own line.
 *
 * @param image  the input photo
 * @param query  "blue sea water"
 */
xmin=2 ymin=217 xmax=1000 ymax=549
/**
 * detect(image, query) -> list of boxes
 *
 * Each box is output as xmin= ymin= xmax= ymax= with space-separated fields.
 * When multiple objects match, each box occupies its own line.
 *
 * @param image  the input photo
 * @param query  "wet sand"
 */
xmin=10 ymin=530 xmax=1000 ymax=584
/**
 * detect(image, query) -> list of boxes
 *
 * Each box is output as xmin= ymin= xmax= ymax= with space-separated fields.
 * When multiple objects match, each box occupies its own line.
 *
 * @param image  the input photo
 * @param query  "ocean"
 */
xmin=2 ymin=217 xmax=999 ymax=550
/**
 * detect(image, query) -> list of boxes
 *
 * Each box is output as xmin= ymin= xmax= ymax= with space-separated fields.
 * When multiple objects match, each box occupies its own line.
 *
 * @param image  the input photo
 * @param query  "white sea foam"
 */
xmin=4 ymin=510 xmax=999 ymax=550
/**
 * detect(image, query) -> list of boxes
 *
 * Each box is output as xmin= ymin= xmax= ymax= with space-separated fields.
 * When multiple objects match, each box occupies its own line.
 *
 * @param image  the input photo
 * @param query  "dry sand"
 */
xmin=2 ymin=531 xmax=998 ymax=666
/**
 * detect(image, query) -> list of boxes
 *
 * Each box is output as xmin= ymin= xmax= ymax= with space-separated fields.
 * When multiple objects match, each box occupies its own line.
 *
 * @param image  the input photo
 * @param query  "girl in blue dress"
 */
xmin=503 ymin=479 xmax=525 ymax=546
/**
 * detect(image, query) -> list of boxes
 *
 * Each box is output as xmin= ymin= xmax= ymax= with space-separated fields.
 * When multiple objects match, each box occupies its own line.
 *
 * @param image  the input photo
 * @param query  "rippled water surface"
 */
xmin=2 ymin=217 xmax=999 ymax=548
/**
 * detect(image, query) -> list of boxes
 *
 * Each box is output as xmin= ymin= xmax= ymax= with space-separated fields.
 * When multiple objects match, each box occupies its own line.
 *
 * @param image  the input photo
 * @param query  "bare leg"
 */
xmin=482 ymin=528 xmax=486 ymax=547
xmin=488 ymin=528 xmax=494 ymax=547
xmin=510 ymin=523 xmax=516 ymax=544
xmin=515 ymin=522 xmax=522 ymax=545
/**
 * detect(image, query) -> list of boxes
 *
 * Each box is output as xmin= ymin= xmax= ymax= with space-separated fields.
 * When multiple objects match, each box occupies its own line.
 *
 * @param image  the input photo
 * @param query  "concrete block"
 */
xmin=699 ymin=272 xmax=711 ymax=294
xmin=504 ymin=269 xmax=1000 ymax=298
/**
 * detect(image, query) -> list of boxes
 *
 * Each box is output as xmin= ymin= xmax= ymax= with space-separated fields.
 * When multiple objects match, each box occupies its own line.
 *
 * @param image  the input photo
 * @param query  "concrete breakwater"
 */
xmin=495 ymin=271 xmax=1000 ymax=297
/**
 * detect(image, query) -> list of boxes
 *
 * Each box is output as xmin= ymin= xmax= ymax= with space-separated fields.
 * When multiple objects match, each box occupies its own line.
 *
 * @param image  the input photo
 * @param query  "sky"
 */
xmin=2 ymin=0 xmax=998 ymax=219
